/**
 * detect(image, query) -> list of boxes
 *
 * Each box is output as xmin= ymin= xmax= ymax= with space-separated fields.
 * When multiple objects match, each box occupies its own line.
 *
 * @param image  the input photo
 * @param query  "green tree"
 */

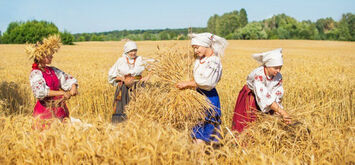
xmin=143 ymin=32 xmax=152 ymax=40
xmin=239 ymin=8 xmax=248 ymax=28
xmin=60 ymin=30 xmax=74 ymax=45
xmin=234 ymin=22 xmax=267 ymax=39
xmin=263 ymin=14 xmax=298 ymax=39
xmin=216 ymin=11 xmax=239 ymax=37
xmin=207 ymin=14 xmax=219 ymax=34
xmin=338 ymin=13 xmax=355 ymax=41
xmin=158 ymin=31 xmax=169 ymax=40
xmin=2 ymin=20 xmax=59 ymax=44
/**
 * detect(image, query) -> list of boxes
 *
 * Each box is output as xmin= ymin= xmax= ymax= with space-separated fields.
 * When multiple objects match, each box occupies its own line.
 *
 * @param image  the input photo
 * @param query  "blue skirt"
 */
xmin=191 ymin=88 xmax=221 ymax=143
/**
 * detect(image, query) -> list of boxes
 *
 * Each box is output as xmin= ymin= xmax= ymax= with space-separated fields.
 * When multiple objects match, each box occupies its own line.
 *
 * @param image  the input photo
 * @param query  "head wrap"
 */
xmin=252 ymin=48 xmax=283 ymax=67
xmin=25 ymin=34 xmax=61 ymax=61
xmin=124 ymin=41 xmax=138 ymax=54
xmin=189 ymin=33 xmax=228 ymax=57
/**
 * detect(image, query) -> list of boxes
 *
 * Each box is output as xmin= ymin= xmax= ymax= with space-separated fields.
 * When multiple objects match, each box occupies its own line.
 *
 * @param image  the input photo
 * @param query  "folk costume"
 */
xmin=27 ymin=35 xmax=78 ymax=124
xmin=231 ymin=48 xmax=284 ymax=133
xmin=189 ymin=33 xmax=228 ymax=142
xmin=108 ymin=41 xmax=145 ymax=123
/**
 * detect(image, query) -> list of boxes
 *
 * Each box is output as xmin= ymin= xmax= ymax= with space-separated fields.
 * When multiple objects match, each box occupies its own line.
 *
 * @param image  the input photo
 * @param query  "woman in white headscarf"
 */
xmin=176 ymin=33 xmax=228 ymax=144
xmin=108 ymin=41 xmax=150 ymax=123
xmin=231 ymin=48 xmax=291 ymax=133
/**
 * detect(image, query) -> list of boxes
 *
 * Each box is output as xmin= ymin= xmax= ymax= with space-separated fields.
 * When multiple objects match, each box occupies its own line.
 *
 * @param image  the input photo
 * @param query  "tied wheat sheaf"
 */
xmin=126 ymin=45 xmax=214 ymax=129
xmin=0 ymin=40 xmax=354 ymax=164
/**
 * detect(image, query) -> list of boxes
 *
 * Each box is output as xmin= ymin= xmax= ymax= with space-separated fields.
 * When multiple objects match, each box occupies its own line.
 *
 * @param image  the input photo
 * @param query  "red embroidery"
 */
xmin=266 ymin=93 xmax=271 ymax=99
xmin=276 ymin=91 xmax=282 ymax=96
xmin=259 ymin=76 xmax=263 ymax=81
xmin=260 ymin=88 xmax=263 ymax=92
xmin=255 ymin=75 xmax=263 ymax=81
xmin=277 ymin=79 xmax=283 ymax=86
xmin=254 ymin=76 xmax=259 ymax=81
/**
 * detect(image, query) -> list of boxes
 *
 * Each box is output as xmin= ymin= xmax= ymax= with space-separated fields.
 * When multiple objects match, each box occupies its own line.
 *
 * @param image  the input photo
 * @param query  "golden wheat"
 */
xmin=0 ymin=40 xmax=354 ymax=164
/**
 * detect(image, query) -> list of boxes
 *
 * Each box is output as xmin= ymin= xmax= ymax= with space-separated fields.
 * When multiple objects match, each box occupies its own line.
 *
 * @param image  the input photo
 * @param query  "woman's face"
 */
xmin=40 ymin=53 xmax=53 ymax=65
xmin=266 ymin=66 xmax=282 ymax=77
xmin=127 ymin=49 xmax=137 ymax=58
xmin=192 ymin=45 xmax=208 ymax=57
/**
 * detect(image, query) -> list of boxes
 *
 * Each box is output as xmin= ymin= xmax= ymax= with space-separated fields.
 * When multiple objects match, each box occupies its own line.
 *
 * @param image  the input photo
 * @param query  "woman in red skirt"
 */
xmin=231 ymin=48 xmax=291 ymax=133
xmin=26 ymin=35 xmax=78 ymax=128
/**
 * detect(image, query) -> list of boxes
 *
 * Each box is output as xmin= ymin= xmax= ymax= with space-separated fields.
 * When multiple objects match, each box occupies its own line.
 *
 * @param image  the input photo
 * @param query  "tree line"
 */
xmin=207 ymin=9 xmax=354 ymax=41
xmin=0 ymin=9 xmax=353 ymax=44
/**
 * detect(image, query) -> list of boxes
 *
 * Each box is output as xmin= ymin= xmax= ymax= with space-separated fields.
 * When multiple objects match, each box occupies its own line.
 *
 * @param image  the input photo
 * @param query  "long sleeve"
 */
xmin=247 ymin=66 xmax=284 ymax=113
xmin=108 ymin=57 xmax=124 ymax=86
xmin=273 ymin=80 xmax=284 ymax=109
xmin=29 ymin=70 xmax=50 ymax=99
xmin=130 ymin=56 xmax=145 ymax=76
xmin=193 ymin=56 xmax=222 ymax=91
xmin=252 ymin=77 xmax=275 ymax=112
xmin=52 ymin=67 xmax=78 ymax=91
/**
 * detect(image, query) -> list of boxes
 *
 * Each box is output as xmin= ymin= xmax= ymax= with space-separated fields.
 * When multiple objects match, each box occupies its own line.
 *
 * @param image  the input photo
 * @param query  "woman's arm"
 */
xmin=176 ymin=80 xmax=197 ymax=89
xmin=270 ymin=102 xmax=291 ymax=124
xmin=48 ymin=90 xmax=71 ymax=99
xmin=115 ymin=76 xmax=124 ymax=82
xmin=69 ymin=84 xmax=78 ymax=96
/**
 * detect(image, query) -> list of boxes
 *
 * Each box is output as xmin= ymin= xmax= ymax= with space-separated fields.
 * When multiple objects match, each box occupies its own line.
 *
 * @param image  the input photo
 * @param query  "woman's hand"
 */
xmin=115 ymin=76 xmax=124 ymax=82
xmin=124 ymin=75 xmax=135 ymax=87
xmin=69 ymin=84 xmax=78 ymax=96
xmin=63 ymin=91 xmax=71 ymax=100
xmin=176 ymin=82 xmax=188 ymax=89
xmin=280 ymin=111 xmax=292 ymax=124
xmin=271 ymin=102 xmax=292 ymax=124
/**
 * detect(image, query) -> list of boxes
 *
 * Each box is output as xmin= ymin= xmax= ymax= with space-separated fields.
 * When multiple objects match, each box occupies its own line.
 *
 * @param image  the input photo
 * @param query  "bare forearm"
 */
xmin=185 ymin=80 xmax=198 ymax=88
xmin=270 ymin=102 xmax=284 ymax=115
xmin=48 ymin=90 xmax=65 ymax=97
xmin=270 ymin=102 xmax=291 ymax=123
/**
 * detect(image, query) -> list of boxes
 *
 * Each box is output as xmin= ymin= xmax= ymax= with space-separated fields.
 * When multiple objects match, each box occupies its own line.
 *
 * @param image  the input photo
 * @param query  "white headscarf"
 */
xmin=252 ymin=48 xmax=283 ymax=67
xmin=189 ymin=33 xmax=228 ymax=57
xmin=124 ymin=41 xmax=137 ymax=54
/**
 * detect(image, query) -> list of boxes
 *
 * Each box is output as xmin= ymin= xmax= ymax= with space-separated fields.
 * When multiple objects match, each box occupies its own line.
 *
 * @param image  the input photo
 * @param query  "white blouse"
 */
xmin=29 ymin=67 xmax=78 ymax=99
xmin=193 ymin=56 xmax=222 ymax=91
xmin=247 ymin=66 xmax=284 ymax=113
xmin=108 ymin=55 xmax=145 ymax=86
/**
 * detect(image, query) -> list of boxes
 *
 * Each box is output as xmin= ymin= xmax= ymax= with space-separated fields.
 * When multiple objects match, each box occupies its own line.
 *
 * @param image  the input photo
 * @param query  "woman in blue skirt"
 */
xmin=176 ymin=33 xmax=228 ymax=144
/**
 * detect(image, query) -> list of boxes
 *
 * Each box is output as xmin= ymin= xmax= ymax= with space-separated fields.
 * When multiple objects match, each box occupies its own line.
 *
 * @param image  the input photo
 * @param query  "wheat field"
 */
xmin=0 ymin=40 xmax=354 ymax=164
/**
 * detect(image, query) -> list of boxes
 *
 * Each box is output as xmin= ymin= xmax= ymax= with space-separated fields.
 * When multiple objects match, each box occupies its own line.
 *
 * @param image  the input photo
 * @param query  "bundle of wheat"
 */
xmin=126 ymin=45 xmax=213 ymax=129
xmin=25 ymin=34 xmax=61 ymax=61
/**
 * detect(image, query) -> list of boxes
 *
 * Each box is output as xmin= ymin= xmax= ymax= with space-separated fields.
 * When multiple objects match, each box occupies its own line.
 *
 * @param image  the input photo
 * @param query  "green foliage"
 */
xmin=60 ymin=31 xmax=74 ymax=45
xmin=337 ymin=13 xmax=355 ymax=41
xmin=216 ymin=11 xmax=240 ymax=36
xmin=2 ymin=20 xmax=74 ymax=45
xmin=233 ymin=22 xmax=267 ymax=39
xmin=207 ymin=14 xmax=219 ymax=34
xmin=2 ymin=20 xmax=59 ymax=44
xmin=239 ymin=8 xmax=248 ymax=28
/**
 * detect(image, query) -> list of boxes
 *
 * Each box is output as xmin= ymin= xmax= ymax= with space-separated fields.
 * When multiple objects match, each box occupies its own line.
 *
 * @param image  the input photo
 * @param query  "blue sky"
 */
xmin=0 ymin=0 xmax=354 ymax=34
